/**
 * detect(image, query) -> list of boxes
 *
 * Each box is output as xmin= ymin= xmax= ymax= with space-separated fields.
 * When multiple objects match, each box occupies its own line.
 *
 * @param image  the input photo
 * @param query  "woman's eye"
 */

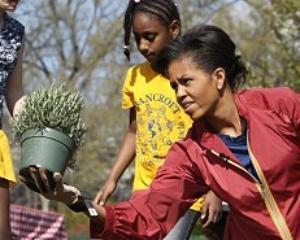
xmin=170 ymin=82 xmax=177 ymax=91
xmin=183 ymin=79 xmax=192 ymax=85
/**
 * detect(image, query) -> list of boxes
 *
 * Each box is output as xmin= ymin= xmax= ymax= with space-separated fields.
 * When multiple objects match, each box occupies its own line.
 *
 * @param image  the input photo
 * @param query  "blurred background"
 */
xmin=5 ymin=0 xmax=300 ymax=239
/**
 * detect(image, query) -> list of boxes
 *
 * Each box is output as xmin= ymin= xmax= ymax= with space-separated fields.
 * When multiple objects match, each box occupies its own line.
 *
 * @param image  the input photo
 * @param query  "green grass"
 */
xmin=191 ymin=223 xmax=208 ymax=240
xmin=68 ymin=233 xmax=89 ymax=240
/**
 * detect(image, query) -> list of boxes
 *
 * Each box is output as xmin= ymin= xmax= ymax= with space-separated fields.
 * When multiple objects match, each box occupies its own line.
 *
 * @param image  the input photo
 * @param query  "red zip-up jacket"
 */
xmin=91 ymin=87 xmax=300 ymax=239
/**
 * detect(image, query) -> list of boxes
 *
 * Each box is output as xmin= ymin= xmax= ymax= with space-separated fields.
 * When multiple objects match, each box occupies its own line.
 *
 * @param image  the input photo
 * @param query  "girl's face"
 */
xmin=132 ymin=12 xmax=180 ymax=63
xmin=168 ymin=56 xmax=224 ymax=121
xmin=0 ymin=0 xmax=19 ymax=12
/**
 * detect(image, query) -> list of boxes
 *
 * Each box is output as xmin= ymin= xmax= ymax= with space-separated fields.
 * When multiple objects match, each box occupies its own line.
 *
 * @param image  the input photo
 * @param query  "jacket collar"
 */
xmin=188 ymin=92 xmax=250 ymax=161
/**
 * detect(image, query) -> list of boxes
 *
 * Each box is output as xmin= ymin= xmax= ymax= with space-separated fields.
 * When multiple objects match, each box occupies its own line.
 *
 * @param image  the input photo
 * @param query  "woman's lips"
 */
xmin=181 ymin=102 xmax=194 ymax=113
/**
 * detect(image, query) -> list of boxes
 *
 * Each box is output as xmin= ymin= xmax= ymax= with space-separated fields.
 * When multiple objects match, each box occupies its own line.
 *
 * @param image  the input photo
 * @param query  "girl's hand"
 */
xmin=94 ymin=179 xmax=117 ymax=206
xmin=201 ymin=190 xmax=222 ymax=228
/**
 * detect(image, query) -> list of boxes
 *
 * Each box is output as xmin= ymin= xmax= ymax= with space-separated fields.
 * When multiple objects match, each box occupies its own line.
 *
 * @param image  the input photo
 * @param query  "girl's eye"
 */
xmin=145 ymin=34 xmax=156 ymax=42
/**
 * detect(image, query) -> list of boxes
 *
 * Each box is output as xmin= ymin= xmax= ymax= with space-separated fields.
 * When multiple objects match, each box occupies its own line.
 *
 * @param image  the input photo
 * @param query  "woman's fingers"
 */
xmin=53 ymin=172 xmax=63 ymax=193
xmin=29 ymin=166 xmax=46 ymax=193
xmin=38 ymin=168 xmax=51 ymax=192
xmin=18 ymin=175 xmax=27 ymax=183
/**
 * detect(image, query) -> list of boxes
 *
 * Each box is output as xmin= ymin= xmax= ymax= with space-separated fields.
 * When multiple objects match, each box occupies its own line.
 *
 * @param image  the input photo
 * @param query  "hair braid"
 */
xmin=123 ymin=0 xmax=136 ymax=60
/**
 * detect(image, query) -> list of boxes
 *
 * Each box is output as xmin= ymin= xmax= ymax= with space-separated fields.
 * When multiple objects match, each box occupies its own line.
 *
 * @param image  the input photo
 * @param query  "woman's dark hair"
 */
xmin=123 ymin=0 xmax=181 ymax=60
xmin=155 ymin=25 xmax=247 ymax=90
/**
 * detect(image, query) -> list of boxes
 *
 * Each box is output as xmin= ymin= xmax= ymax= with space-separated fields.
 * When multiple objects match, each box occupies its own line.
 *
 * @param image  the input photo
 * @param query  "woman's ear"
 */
xmin=169 ymin=20 xmax=180 ymax=39
xmin=213 ymin=68 xmax=226 ymax=91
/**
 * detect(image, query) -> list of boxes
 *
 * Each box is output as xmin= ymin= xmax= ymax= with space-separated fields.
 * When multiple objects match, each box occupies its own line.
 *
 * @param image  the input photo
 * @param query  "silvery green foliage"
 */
xmin=13 ymin=83 xmax=86 ymax=148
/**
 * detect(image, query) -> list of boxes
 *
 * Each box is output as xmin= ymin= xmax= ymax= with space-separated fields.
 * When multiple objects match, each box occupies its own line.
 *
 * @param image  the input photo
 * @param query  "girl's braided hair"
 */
xmin=123 ymin=0 xmax=181 ymax=60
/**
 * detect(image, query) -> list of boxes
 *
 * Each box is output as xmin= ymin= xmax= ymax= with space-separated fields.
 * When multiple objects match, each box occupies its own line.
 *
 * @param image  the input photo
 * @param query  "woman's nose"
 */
xmin=176 ymin=85 xmax=186 ymax=100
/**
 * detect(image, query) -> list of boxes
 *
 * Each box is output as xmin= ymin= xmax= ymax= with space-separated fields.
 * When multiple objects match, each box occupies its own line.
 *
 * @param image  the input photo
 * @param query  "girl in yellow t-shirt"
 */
xmin=95 ymin=1 xmax=222 ymax=239
xmin=0 ymin=1 xmax=27 ymax=239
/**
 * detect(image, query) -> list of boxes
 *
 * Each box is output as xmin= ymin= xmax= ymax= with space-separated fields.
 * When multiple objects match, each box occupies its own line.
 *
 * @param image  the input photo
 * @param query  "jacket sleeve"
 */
xmin=90 ymin=142 xmax=208 ymax=240
xmin=273 ymin=88 xmax=300 ymax=134
xmin=289 ymin=89 xmax=300 ymax=134
xmin=244 ymin=87 xmax=300 ymax=134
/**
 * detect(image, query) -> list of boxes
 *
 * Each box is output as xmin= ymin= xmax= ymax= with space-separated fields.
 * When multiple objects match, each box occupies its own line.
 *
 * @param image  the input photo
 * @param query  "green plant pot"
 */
xmin=19 ymin=128 xmax=75 ymax=175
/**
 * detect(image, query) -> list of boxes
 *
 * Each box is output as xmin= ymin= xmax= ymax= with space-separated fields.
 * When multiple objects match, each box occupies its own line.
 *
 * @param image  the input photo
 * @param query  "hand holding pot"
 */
xmin=20 ymin=167 xmax=107 ymax=231
xmin=20 ymin=167 xmax=80 ymax=205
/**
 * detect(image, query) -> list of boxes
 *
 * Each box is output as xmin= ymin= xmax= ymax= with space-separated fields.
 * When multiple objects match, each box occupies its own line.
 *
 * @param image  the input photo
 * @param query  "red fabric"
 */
xmin=10 ymin=204 xmax=67 ymax=240
xmin=91 ymin=87 xmax=300 ymax=240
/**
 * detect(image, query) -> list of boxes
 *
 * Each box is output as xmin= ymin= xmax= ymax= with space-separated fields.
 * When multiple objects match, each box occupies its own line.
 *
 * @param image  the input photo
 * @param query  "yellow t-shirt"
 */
xmin=0 ymin=130 xmax=16 ymax=186
xmin=122 ymin=62 xmax=204 ymax=211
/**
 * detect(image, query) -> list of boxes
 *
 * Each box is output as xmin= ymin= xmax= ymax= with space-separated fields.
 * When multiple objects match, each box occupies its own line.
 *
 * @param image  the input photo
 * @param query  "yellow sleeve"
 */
xmin=190 ymin=195 xmax=205 ymax=212
xmin=0 ymin=130 xmax=16 ymax=186
xmin=122 ymin=66 xmax=135 ymax=109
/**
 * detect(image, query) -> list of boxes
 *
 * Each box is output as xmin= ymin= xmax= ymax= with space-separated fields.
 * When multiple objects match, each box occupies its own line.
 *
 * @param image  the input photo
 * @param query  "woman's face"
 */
xmin=0 ymin=0 xmax=19 ymax=12
xmin=168 ymin=56 xmax=222 ymax=121
xmin=132 ymin=12 xmax=179 ymax=63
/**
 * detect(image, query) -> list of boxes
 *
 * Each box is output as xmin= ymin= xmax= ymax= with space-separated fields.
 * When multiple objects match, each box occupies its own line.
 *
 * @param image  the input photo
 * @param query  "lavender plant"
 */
xmin=13 ymin=83 xmax=86 ymax=148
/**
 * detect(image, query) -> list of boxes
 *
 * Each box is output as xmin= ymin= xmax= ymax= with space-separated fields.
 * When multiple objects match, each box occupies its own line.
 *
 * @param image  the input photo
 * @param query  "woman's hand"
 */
xmin=20 ymin=167 xmax=80 ymax=206
xmin=201 ymin=190 xmax=222 ymax=228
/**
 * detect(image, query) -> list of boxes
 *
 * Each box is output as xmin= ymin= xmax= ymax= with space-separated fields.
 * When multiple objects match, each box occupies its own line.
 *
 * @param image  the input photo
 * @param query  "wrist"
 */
xmin=65 ymin=195 xmax=79 ymax=206
xmin=60 ymin=188 xmax=81 ymax=205
xmin=107 ymin=176 xmax=118 ymax=184
xmin=67 ymin=195 xmax=85 ymax=211
xmin=68 ymin=192 xmax=98 ymax=217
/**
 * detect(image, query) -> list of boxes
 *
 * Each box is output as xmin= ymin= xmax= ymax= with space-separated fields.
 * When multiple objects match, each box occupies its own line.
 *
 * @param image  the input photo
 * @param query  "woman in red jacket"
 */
xmin=26 ymin=24 xmax=299 ymax=240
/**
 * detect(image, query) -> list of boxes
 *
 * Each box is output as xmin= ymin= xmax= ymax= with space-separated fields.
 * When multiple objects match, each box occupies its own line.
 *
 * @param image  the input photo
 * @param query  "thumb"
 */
xmin=201 ymin=203 xmax=208 ymax=220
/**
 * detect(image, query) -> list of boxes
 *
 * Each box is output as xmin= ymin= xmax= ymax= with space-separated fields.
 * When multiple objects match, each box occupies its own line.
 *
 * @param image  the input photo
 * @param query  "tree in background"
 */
xmin=212 ymin=0 xmax=299 ymax=89
xmin=257 ymin=0 xmax=300 ymax=89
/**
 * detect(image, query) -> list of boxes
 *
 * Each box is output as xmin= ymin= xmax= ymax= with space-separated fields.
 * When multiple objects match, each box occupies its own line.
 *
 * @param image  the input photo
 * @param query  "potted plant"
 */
xmin=13 ymin=83 xmax=86 ymax=188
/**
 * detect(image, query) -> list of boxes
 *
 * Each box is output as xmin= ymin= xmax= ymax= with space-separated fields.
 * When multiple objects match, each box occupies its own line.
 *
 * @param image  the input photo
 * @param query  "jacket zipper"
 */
xmin=209 ymin=134 xmax=293 ymax=239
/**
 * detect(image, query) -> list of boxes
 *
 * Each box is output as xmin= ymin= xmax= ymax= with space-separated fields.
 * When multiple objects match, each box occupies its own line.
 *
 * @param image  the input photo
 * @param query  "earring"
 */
xmin=217 ymin=85 xmax=222 ymax=90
